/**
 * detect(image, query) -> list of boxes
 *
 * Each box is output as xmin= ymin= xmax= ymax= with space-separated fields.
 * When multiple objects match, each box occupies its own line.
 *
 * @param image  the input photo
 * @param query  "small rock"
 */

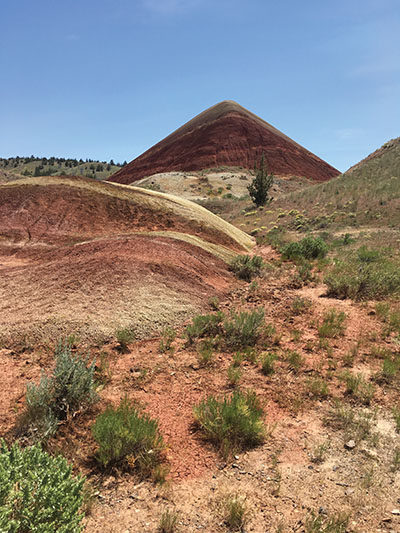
xmin=391 ymin=509 xmax=400 ymax=515
xmin=345 ymin=440 xmax=356 ymax=450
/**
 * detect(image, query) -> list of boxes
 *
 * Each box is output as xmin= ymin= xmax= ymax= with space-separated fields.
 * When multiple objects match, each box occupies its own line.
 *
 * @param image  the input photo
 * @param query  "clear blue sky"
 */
xmin=1 ymin=0 xmax=399 ymax=172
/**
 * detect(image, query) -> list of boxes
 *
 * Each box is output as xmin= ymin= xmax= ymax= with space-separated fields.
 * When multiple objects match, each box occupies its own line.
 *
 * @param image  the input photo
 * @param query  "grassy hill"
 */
xmin=0 ymin=156 xmax=123 ymax=180
xmin=229 ymin=137 xmax=400 ymax=236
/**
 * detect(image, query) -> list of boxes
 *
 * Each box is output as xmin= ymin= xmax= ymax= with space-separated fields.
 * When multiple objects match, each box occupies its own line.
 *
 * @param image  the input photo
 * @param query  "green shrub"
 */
xmin=282 ymin=235 xmax=328 ymax=261
xmin=223 ymin=308 xmax=265 ymax=349
xmin=227 ymin=364 xmax=242 ymax=387
xmin=0 ymin=440 xmax=85 ymax=532
xmin=92 ymin=397 xmax=165 ymax=476
xmin=291 ymin=296 xmax=312 ymax=315
xmin=193 ymin=390 xmax=265 ymax=458
xmin=306 ymin=378 xmax=329 ymax=399
xmin=197 ymin=340 xmax=214 ymax=366
xmin=341 ymin=371 xmax=374 ymax=404
xmin=185 ymin=312 xmax=223 ymax=345
xmin=261 ymin=352 xmax=277 ymax=375
xmin=324 ymin=248 xmax=400 ymax=301
xmin=222 ymin=493 xmax=248 ymax=531
xmin=159 ymin=509 xmax=179 ymax=533
xmin=318 ymin=309 xmax=346 ymax=338
xmin=229 ymin=255 xmax=264 ymax=281
xmin=159 ymin=327 xmax=176 ymax=353
xmin=285 ymin=350 xmax=304 ymax=374
xmin=22 ymin=342 xmax=97 ymax=441
xmin=116 ymin=327 xmax=135 ymax=353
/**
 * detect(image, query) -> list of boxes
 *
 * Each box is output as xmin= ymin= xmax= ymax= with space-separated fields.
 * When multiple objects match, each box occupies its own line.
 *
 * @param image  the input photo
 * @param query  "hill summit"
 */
xmin=110 ymin=100 xmax=339 ymax=185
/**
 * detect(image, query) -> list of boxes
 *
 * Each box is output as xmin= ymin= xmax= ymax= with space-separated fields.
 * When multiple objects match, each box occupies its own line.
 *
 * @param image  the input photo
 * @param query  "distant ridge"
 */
xmin=110 ymin=100 xmax=339 ymax=184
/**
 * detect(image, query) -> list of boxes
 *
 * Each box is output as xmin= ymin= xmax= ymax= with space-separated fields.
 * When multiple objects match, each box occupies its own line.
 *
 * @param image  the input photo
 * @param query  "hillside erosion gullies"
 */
xmin=0 ymin=176 xmax=253 ymax=341
xmin=110 ymin=100 xmax=340 ymax=184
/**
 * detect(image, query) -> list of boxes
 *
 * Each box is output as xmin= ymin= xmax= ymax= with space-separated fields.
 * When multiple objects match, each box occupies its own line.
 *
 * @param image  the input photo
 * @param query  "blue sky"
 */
xmin=0 ymin=0 xmax=399 ymax=171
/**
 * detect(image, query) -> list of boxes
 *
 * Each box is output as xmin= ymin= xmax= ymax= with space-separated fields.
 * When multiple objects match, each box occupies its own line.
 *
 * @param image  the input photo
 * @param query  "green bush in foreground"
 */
xmin=92 ymin=397 xmax=165 ymax=476
xmin=22 ymin=342 xmax=97 ymax=441
xmin=193 ymin=390 xmax=265 ymax=458
xmin=229 ymin=254 xmax=264 ymax=281
xmin=0 ymin=440 xmax=84 ymax=533
xmin=282 ymin=235 xmax=328 ymax=261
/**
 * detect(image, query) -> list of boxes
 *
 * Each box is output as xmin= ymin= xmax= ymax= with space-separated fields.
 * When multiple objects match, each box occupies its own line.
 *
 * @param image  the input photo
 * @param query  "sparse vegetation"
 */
xmin=318 ymin=308 xmax=346 ymax=338
xmin=92 ymin=396 xmax=165 ymax=477
xmin=291 ymin=296 xmax=312 ymax=315
xmin=305 ymin=511 xmax=348 ymax=533
xmin=0 ymin=440 xmax=85 ymax=532
xmin=341 ymin=371 xmax=374 ymax=404
xmin=193 ymin=390 xmax=265 ymax=458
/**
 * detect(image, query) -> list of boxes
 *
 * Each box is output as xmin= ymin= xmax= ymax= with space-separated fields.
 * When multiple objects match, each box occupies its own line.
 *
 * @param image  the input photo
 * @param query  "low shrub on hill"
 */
xmin=229 ymin=254 xmax=264 ymax=281
xmin=224 ymin=308 xmax=265 ymax=349
xmin=324 ymin=247 xmax=400 ymax=300
xmin=282 ymin=235 xmax=329 ymax=261
xmin=185 ymin=312 xmax=224 ymax=345
xmin=92 ymin=397 xmax=165 ymax=478
xmin=21 ymin=341 xmax=97 ymax=441
xmin=0 ymin=440 xmax=85 ymax=532
xmin=185 ymin=308 xmax=265 ymax=350
xmin=193 ymin=390 xmax=265 ymax=458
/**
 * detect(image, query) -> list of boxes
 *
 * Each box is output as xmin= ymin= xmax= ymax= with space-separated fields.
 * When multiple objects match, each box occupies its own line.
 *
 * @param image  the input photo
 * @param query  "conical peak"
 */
xmin=110 ymin=101 xmax=340 ymax=184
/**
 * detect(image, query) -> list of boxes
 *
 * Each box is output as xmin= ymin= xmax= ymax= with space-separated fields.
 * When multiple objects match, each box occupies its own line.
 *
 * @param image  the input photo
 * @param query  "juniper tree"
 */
xmin=247 ymin=154 xmax=274 ymax=206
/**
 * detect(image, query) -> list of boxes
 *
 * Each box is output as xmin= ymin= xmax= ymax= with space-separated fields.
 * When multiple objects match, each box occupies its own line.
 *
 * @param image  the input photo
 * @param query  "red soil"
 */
xmin=110 ymin=101 xmax=339 ymax=185
xmin=0 ymin=178 xmax=240 ymax=250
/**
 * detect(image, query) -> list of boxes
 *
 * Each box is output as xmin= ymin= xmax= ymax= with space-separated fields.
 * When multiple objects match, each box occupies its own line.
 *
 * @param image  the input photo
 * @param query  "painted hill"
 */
xmin=0 ymin=176 xmax=253 ymax=342
xmin=110 ymin=100 xmax=339 ymax=185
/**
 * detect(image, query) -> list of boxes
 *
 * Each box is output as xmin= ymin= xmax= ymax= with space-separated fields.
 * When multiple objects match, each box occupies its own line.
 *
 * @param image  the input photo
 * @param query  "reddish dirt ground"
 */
xmin=1 ymin=244 xmax=400 ymax=531
xmin=110 ymin=101 xmax=339 ymax=185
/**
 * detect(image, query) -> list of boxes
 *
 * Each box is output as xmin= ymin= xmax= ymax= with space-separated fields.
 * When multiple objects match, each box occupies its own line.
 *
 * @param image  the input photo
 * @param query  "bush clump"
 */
xmin=92 ymin=397 xmax=165 ymax=476
xmin=282 ymin=235 xmax=329 ymax=261
xmin=193 ymin=390 xmax=265 ymax=458
xmin=185 ymin=308 xmax=265 ymax=350
xmin=324 ymin=247 xmax=400 ymax=300
xmin=223 ymin=308 xmax=265 ymax=349
xmin=0 ymin=440 xmax=85 ymax=533
xmin=185 ymin=312 xmax=224 ymax=345
xmin=21 ymin=342 xmax=97 ymax=441
xmin=229 ymin=255 xmax=264 ymax=281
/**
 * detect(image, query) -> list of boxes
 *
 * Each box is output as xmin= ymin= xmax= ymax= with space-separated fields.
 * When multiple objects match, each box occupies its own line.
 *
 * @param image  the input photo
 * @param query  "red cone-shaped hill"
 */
xmin=110 ymin=101 xmax=339 ymax=184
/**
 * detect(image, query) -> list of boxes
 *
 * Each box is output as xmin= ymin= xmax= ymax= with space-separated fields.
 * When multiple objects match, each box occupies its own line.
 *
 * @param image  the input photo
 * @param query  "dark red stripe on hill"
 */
xmin=110 ymin=101 xmax=339 ymax=184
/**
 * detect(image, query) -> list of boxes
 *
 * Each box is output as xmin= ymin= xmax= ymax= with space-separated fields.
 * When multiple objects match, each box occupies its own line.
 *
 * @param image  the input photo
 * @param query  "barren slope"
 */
xmin=110 ymin=101 xmax=339 ymax=185
xmin=0 ymin=176 xmax=253 ymax=342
